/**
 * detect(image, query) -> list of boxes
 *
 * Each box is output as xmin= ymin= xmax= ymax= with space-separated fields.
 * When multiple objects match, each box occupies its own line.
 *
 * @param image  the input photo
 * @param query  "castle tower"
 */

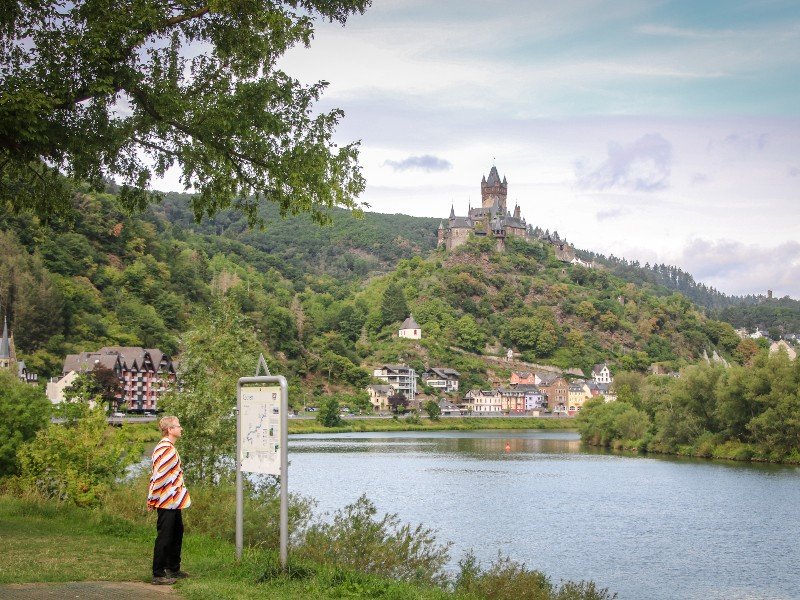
xmin=481 ymin=166 xmax=507 ymax=214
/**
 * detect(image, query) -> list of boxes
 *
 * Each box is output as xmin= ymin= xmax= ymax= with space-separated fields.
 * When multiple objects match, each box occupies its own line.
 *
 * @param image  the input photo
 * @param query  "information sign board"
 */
xmin=240 ymin=385 xmax=282 ymax=475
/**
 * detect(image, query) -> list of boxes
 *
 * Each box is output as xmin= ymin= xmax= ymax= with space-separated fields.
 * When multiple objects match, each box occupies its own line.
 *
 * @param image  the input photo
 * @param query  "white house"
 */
xmin=398 ymin=315 xmax=421 ymax=339
xmin=464 ymin=389 xmax=502 ymax=413
xmin=46 ymin=370 xmax=80 ymax=404
xmin=372 ymin=364 xmax=417 ymax=402
xmin=422 ymin=367 xmax=460 ymax=392
xmin=592 ymin=363 xmax=613 ymax=385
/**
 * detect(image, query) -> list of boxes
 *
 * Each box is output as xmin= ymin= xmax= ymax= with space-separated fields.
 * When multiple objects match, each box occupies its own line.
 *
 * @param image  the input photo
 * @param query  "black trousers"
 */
xmin=152 ymin=508 xmax=183 ymax=577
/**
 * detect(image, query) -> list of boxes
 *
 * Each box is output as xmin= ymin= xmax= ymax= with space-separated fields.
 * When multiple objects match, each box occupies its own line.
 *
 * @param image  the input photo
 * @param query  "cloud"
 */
xmin=789 ymin=166 xmax=800 ymax=177
xmin=707 ymin=132 xmax=770 ymax=158
xmin=677 ymin=239 xmax=800 ymax=298
xmin=635 ymin=24 xmax=737 ymax=40
xmin=383 ymin=154 xmax=453 ymax=172
xmin=596 ymin=208 xmax=624 ymax=221
xmin=575 ymin=133 xmax=672 ymax=192
xmin=691 ymin=172 xmax=709 ymax=185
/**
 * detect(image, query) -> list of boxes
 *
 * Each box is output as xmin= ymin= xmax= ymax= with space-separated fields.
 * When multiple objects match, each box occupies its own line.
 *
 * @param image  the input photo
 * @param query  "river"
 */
xmin=286 ymin=430 xmax=800 ymax=600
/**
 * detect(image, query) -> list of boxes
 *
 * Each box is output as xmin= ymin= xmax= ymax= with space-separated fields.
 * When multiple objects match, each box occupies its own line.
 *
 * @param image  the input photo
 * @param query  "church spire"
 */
xmin=449 ymin=204 xmax=455 ymax=219
xmin=0 ymin=315 xmax=10 ymax=359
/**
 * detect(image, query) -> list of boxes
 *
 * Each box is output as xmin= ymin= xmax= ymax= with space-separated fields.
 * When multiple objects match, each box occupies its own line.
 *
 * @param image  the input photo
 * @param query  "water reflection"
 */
xmin=291 ymin=430 xmax=582 ymax=458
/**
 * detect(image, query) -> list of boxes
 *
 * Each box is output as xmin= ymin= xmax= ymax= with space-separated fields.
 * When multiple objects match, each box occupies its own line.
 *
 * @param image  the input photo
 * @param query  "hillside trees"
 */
xmin=502 ymin=309 xmax=560 ymax=358
xmin=579 ymin=353 xmax=800 ymax=463
xmin=160 ymin=295 xmax=264 ymax=484
xmin=2 ymin=0 xmax=368 ymax=222
xmin=380 ymin=281 xmax=409 ymax=327
xmin=0 ymin=371 xmax=51 ymax=476
xmin=0 ymin=232 xmax=64 ymax=351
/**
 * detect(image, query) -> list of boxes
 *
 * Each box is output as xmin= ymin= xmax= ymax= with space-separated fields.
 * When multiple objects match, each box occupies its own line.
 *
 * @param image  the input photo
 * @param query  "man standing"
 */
xmin=148 ymin=416 xmax=191 ymax=585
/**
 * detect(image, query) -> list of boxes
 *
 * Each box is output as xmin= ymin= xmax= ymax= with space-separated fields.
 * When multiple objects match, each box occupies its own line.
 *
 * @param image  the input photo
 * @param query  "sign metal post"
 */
xmin=235 ymin=359 xmax=288 ymax=568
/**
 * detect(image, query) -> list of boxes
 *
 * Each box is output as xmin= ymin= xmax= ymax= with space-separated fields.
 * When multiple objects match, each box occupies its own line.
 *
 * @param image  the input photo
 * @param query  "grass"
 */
xmin=287 ymin=416 xmax=577 ymax=434
xmin=1 ymin=491 xmax=615 ymax=599
xmin=0 ymin=494 xmax=455 ymax=599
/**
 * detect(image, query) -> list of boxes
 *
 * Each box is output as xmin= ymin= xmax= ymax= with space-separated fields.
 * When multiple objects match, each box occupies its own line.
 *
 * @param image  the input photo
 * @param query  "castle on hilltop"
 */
xmin=437 ymin=166 xmax=528 ymax=251
xmin=437 ymin=166 xmax=587 ymax=265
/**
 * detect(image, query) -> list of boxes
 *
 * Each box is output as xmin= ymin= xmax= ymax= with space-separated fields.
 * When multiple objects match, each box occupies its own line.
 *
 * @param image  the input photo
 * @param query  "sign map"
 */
xmin=240 ymin=385 xmax=282 ymax=475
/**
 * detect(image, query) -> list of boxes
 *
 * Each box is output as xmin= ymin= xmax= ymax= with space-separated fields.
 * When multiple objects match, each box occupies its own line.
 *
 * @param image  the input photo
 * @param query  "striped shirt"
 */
xmin=147 ymin=437 xmax=191 ymax=510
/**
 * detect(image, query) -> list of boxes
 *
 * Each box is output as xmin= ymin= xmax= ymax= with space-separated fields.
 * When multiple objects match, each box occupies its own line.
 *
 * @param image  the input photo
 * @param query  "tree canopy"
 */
xmin=1 ymin=0 xmax=369 ymax=223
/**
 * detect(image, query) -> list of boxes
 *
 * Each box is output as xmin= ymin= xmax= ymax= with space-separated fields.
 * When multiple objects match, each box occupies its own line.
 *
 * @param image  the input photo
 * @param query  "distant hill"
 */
xmin=576 ymin=248 xmax=800 ymax=334
xmin=150 ymin=193 xmax=440 ymax=285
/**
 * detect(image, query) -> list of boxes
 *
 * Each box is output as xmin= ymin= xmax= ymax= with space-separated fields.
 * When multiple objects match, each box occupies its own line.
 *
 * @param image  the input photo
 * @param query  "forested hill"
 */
xmin=1 ymin=188 xmax=795 ymax=394
xmin=151 ymin=193 xmax=440 ymax=285
xmin=576 ymin=249 xmax=800 ymax=335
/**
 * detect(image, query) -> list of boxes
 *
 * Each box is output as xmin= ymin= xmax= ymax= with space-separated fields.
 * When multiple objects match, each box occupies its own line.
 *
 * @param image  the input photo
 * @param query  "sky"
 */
xmin=165 ymin=0 xmax=800 ymax=298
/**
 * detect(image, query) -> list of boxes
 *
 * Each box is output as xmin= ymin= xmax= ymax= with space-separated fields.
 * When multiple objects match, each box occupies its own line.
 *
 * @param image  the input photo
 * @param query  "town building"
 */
xmin=539 ymin=374 xmax=569 ymax=413
xmin=464 ymin=389 xmax=502 ymax=413
xmin=510 ymin=371 xmax=540 ymax=386
xmin=518 ymin=385 xmax=547 ymax=411
xmin=366 ymin=384 xmax=395 ymax=412
xmin=45 ymin=370 xmax=80 ymax=404
xmin=422 ymin=367 xmax=461 ymax=393
xmin=56 ymin=346 xmax=176 ymax=412
xmin=438 ymin=398 xmax=463 ymax=416
xmin=398 ymin=315 xmax=421 ymax=339
xmin=568 ymin=380 xmax=593 ymax=415
xmin=497 ymin=387 xmax=527 ymax=413
xmin=372 ymin=364 xmax=417 ymax=402
xmin=592 ymin=363 xmax=613 ymax=385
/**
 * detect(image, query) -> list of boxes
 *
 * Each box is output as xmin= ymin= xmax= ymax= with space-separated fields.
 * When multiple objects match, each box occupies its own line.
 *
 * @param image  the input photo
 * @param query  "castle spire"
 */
xmin=449 ymin=204 xmax=455 ymax=219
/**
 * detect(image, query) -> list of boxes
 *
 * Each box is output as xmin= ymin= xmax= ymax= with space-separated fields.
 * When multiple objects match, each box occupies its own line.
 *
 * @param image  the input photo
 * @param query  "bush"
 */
xmin=405 ymin=413 xmax=422 ymax=425
xmin=298 ymin=494 xmax=451 ymax=585
xmin=425 ymin=400 xmax=441 ymax=421
xmin=13 ymin=404 xmax=134 ymax=506
xmin=317 ymin=396 xmax=343 ymax=428
xmin=455 ymin=551 xmax=616 ymax=600
xmin=0 ymin=370 xmax=50 ymax=476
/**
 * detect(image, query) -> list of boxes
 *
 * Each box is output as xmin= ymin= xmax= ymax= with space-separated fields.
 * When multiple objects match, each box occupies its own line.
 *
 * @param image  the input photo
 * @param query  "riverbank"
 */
xmin=585 ymin=436 xmax=800 ymax=465
xmin=287 ymin=416 xmax=577 ymax=434
xmin=118 ymin=416 xmax=576 ymax=444
xmin=0 ymin=492 xmax=613 ymax=600
xmin=0 ymin=494 xmax=446 ymax=599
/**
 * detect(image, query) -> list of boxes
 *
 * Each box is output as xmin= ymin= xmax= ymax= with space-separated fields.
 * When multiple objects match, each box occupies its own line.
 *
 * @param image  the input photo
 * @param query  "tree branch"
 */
xmin=131 ymin=136 xmax=181 ymax=157
xmin=161 ymin=6 xmax=210 ymax=29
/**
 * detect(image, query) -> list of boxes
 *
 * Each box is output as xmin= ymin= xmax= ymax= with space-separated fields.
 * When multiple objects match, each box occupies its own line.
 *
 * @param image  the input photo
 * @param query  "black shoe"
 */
xmin=167 ymin=570 xmax=189 ymax=579
xmin=152 ymin=575 xmax=177 ymax=585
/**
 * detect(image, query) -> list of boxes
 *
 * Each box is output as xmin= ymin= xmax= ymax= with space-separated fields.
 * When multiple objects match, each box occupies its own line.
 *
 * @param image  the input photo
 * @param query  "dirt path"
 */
xmin=0 ymin=581 xmax=178 ymax=599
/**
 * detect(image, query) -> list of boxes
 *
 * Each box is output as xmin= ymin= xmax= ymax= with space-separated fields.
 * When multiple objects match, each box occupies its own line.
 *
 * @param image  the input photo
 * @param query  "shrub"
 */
xmin=298 ymin=494 xmax=451 ymax=585
xmin=317 ymin=396 xmax=343 ymax=428
xmin=13 ymin=404 xmax=133 ymax=506
xmin=0 ymin=370 xmax=50 ymax=476
xmin=456 ymin=551 xmax=617 ymax=600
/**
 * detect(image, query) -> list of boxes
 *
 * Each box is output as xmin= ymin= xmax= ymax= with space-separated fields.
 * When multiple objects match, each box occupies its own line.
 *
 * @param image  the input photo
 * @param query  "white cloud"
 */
xmin=676 ymin=239 xmax=800 ymax=298
xmin=575 ymin=134 xmax=672 ymax=192
xmin=383 ymin=155 xmax=452 ymax=172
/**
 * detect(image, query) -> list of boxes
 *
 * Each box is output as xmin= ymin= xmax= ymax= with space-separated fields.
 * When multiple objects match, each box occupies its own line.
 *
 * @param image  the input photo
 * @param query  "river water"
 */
xmin=286 ymin=430 xmax=800 ymax=600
